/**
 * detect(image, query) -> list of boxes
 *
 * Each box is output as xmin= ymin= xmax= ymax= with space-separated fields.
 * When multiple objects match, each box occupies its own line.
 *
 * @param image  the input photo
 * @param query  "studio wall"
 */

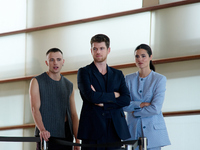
xmin=0 ymin=1 xmax=200 ymax=149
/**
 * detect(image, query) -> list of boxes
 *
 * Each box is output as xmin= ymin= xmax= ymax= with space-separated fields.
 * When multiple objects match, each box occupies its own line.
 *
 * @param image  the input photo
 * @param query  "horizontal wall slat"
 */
xmin=0 ymin=54 xmax=200 ymax=83
xmin=1 ymin=110 xmax=200 ymax=131
xmin=0 ymin=0 xmax=199 ymax=36
xmin=0 ymin=123 xmax=35 ymax=131
xmin=163 ymin=110 xmax=200 ymax=117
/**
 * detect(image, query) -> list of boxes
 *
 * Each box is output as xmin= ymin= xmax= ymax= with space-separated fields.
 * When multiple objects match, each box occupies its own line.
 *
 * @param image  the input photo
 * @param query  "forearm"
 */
xmin=123 ymin=101 xmax=141 ymax=112
xmin=78 ymin=68 xmax=117 ymax=104
xmin=80 ymin=88 xmax=117 ymax=104
xmin=71 ymin=114 xmax=80 ymax=143
xmin=134 ymin=94 xmax=165 ymax=117
xmin=133 ymin=102 xmax=162 ymax=118
xmin=32 ymin=108 xmax=51 ymax=141
xmin=31 ymin=108 xmax=46 ymax=132
xmin=111 ymin=73 xmax=130 ymax=108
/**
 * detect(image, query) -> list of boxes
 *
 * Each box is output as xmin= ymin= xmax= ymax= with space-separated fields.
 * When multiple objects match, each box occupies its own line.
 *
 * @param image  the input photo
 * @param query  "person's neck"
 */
xmin=139 ymin=68 xmax=151 ymax=78
xmin=46 ymin=71 xmax=61 ymax=81
xmin=94 ymin=61 xmax=107 ymax=75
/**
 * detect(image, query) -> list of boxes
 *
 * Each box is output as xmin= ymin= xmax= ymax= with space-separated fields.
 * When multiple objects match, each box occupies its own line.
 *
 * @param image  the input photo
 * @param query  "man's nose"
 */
xmin=96 ymin=49 xmax=100 ymax=53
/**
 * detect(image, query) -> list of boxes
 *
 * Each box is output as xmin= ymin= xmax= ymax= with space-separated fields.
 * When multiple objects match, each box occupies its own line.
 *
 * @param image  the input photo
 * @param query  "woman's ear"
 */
xmin=150 ymin=55 xmax=153 ymax=60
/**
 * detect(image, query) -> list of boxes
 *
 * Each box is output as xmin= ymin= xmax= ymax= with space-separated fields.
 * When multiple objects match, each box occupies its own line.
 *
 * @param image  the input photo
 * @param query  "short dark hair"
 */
xmin=135 ymin=44 xmax=155 ymax=71
xmin=90 ymin=34 xmax=110 ymax=48
xmin=46 ymin=48 xmax=63 ymax=56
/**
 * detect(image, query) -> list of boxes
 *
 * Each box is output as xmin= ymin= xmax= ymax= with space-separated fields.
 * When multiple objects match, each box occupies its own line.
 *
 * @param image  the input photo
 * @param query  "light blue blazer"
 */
xmin=123 ymin=71 xmax=171 ymax=148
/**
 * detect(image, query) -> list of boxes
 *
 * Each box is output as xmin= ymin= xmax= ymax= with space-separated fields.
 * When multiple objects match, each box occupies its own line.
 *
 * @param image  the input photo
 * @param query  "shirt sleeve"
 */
xmin=123 ymin=101 xmax=141 ymax=112
xmin=134 ymin=76 xmax=167 ymax=118
xmin=77 ymin=67 xmax=116 ymax=104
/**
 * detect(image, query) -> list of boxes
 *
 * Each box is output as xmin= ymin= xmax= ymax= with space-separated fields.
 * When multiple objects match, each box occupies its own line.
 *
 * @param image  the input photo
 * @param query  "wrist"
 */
xmin=140 ymin=103 xmax=143 ymax=108
xmin=39 ymin=128 xmax=46 ymax=132
xmin=75 ymin=139 xmax=80 ymax=143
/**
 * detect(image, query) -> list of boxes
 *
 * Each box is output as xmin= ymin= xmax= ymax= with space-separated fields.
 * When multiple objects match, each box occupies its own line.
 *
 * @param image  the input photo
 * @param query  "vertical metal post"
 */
xmin=139 ymin=137 xmax=147 ymax=150
xmin=41 ymin=140 xmax=48 ymax=150
xmin=143 ymin=137 xmax=147 ymax=150
xmin=44 ymin=140 xmax=47 ymax=150
xmin=139 ymin=140 xmax=142 ymax=150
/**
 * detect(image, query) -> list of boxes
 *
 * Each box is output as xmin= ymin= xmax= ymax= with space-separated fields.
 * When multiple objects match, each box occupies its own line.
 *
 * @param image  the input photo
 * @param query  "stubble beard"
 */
xmin=94 ymin=56 xmax=107 ymax=63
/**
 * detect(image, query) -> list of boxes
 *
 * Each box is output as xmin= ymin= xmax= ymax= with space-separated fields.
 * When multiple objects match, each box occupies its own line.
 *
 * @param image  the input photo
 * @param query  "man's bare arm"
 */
xmin=29 ymin=78 xmax=50 ymax=142
xmin=69 ymin=89 xmax=80 ymax=150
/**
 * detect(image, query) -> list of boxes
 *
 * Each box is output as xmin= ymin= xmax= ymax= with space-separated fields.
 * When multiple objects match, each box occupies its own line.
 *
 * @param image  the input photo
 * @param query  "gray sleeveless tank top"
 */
xmin=34 ymin=72 xmax=73 ymax=138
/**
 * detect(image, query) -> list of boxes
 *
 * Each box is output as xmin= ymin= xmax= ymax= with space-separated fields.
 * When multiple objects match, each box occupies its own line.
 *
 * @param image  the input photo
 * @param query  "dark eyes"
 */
xmin=135 ymin=55 xmax=146 ymax=58
xmin=50 ymin=58 xmax=61 ymax=61
xmin=93 ymin=47 xmax=104 ymax=51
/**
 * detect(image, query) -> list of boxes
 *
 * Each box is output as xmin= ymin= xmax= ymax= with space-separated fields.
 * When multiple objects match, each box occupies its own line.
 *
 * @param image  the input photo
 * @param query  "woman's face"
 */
xmin=135 ymin=49 xmax=152 ymax=70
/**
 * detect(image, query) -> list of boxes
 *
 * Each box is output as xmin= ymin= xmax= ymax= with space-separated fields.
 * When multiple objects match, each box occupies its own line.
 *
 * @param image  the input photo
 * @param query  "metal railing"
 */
xmin=0 ymin=136 xmax=147 ymax=150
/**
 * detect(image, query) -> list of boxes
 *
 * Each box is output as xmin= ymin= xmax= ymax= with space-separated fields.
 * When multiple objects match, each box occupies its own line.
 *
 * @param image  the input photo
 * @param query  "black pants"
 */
xmin=81 ymin=118 xmax=121 ymax=150
xmin=36 ymin=122 xmax=73 ymax=150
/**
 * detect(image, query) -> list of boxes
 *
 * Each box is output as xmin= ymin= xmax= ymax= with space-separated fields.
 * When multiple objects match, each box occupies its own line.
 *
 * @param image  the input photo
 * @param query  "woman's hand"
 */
xmin=140 ymin=102 xmax=151 ymax=108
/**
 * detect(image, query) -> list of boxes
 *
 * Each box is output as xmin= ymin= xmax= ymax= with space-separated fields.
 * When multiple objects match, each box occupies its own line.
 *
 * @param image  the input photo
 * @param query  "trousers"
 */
xmin=81 ymin=118 xmax=121 ymax=150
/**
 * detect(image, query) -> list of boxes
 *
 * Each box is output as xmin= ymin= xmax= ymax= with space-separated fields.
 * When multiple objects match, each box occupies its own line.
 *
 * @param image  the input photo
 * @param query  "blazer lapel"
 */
xmin=106 ymin=66 xmax=114 ymax=92
xmin=91 ymin=62 xmax=105 ymax=91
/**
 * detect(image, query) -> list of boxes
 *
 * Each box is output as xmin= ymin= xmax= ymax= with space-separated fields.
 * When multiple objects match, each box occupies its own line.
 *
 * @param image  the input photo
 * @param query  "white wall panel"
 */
xmin=26 ymin=12 xmax=151 ymax=75
xmin=155 ymin=60 xmax=200 ymax=112
xmin=0 ymin=34 xmax=26 ymax=79
xmin=24 ymin=81 xmax=34 ymax=124
xmin=0 ymin=82 xmax=26 ymax=127
xmin=64 ymin=74 xmax=82 ymax=117
xmin=0 ymin=129 xmax=23 ymax=150
xmin=0 ymin=0 xmax=26 ymax=33
xmin=23 ymin=128 xmax=36 ymax=150
xmin=164 ymin=76 xmax=200 ymax=111
xmin=151 ymin=3 xmax=200 ymax=59
xmin=27 ymin=0 xmax=142 ymax=27
xmin=159 ymin=0 xmax=184 ymax=5
xmin=163 ymin=115 xmax=200 ymax=150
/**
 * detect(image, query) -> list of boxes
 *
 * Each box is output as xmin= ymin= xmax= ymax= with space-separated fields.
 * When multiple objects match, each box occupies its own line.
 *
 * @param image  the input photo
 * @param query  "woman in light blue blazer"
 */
xmin=123 ymin=44 xmax=171 ymax=150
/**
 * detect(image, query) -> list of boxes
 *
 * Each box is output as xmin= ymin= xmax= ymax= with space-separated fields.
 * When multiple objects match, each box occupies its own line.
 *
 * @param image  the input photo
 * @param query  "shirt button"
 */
xmin=141 ymin=78 xmax=143 ymax=81
xmin=140 ymin=90 xmax=142 ymax=93
xmin=143 ymin=126 xmax=146 ymax=129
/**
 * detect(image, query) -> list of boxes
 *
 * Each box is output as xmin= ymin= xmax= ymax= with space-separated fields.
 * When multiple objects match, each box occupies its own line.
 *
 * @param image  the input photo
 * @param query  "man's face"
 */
xmin=45 ymin=52 xmax=64 ymax=74
xmin=91 ymin=42 xmax=110 ymax=63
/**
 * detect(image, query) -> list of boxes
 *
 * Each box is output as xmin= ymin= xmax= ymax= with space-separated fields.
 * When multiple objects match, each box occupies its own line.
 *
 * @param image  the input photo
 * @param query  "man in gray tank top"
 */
xmin=29 ymin=48 xmax=80 ymax=150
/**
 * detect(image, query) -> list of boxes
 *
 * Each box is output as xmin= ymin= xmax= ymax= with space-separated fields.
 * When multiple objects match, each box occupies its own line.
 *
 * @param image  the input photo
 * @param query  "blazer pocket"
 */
xmin=153 ymin=123 xmax=166 ymax=130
